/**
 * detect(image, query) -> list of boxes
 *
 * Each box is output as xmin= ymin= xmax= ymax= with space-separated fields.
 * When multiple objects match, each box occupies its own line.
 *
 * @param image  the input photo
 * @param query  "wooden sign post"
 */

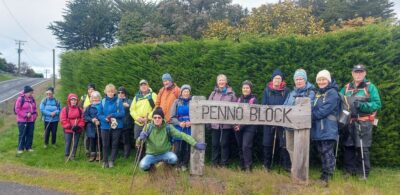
xmin=189 ymin=96 xmax=311 ymax=183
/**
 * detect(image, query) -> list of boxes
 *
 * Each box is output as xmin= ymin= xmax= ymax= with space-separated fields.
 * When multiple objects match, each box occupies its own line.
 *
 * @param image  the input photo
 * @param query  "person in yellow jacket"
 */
xmin=130 ymin=79 xmax=158 ymax=140
xmin=80 ymin=83 xmax=96 ymax=111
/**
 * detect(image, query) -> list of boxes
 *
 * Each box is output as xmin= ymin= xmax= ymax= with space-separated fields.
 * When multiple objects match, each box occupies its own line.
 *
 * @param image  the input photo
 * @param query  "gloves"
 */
xmin=72 ymin=126 xmax=80 ymax=132
xmin=194 ymin=142 xmax=206 ymax=150
xmin=106 ymin=115 xmax=112 ymax=122
xmin=139 ymin=131 xmax=149 ymax=141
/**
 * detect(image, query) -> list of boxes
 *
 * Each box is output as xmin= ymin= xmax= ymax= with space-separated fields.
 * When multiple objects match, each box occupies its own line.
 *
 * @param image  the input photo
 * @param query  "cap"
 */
xmin=139 ymin=79 xmax=148 ymax=85
xmin=352 ymin=64 xmax=366 ymax=71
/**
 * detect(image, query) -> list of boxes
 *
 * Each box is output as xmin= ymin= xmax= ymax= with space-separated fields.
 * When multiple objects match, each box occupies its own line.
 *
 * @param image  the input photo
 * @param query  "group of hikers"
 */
xmin=14 ymin=64 xmax=381 ymax=185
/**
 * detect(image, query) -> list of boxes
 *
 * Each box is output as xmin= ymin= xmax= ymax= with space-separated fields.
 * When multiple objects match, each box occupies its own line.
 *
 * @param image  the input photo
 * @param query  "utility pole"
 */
xmin=15 ymin=40 xmax=27 ymax=76
xmin=44 ymin=69 xmax=49 ymax=78
xmin=52 ymin=49 xmax=55 ymax=88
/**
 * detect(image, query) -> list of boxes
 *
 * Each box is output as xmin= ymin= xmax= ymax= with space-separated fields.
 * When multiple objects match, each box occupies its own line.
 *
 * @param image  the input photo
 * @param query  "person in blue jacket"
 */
xmin=98 ymin=84 xmax=125 ymax=168
xmin=262 ymin=70 xmax=291 ymax=172
xmin=284 ymin=69 xmax=316 ymax=169
xmin=39 ymin=87 xmax=61 ymax=148
xmin=312 ymin=70 xmax=340 ymax=185
xmin=170 ymin=84 xmax=192 ymax=171
xmin=83 ymin=91 xmax=102 ymax=162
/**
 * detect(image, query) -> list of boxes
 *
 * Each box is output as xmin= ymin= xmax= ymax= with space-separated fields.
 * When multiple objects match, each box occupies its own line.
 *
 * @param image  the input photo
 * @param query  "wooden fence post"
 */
xmin=291 ymin=98 xmax=311 ymax=184
xmin=190 ymin=96 xmax=206 ymax=176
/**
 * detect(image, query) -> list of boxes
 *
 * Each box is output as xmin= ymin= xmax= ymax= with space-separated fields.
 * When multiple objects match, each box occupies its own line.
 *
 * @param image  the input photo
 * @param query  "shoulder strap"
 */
xmin=364 ymin=82 xmax=370 ymax=97
xmin=20 ymin=96 xmax=25 ymax=108
xmin=249 ymin=97 xmax=255 ymax=105
xmin=66 ymin=106 xmax=69 ymax=119
xmin=101 ymin=99 xmax=105 ymax=108
xmin=147 ymin=92 xmax=155 ymax=109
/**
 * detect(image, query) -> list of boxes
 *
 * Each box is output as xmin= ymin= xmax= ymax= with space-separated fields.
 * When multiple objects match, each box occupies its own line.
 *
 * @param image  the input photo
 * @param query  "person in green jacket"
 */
xmin=340 ymin=64 xmax=381 ymax=179
xmin=137 ymin=107 xmax=206 ymax=171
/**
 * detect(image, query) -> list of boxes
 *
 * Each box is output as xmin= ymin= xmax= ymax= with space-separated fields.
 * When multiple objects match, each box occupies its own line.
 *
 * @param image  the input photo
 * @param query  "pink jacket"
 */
xmin=15 ymin=92 xmax=37 ymax=122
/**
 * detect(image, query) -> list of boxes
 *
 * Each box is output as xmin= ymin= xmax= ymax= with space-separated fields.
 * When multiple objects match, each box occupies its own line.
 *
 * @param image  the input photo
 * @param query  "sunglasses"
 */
xmin=118 ymin=91 xmax=125 ymax=94
xmin=153 ymin=116 xmax=162 ymax=119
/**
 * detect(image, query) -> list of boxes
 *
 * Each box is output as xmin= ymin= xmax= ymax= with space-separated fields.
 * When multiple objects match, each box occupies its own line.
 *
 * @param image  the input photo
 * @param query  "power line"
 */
xmin=1 ymin=0 xmax=52 ymax=50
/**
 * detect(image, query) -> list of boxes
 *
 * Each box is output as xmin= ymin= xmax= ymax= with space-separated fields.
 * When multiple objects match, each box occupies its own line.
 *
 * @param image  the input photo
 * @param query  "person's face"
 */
xmin=317 ymin=77 xmax=329 ymax=89
xmin=46 ymin=91 xmax=53 ymax=98
xmin=118 ymin=91 xmax=126 ymax=99
xmin=217 ymin=77 xmax=227 ymax=89
xmin=88 ymin=88 xmax=94 ymax=95
xmin=91 ymin=96 xmax=100 ymax=104
xmin=272 ymin=75 xmax=282 ymax=87
xmin=153 ymin=115 xmax=163 ymax=126
xmin=106 ymin=89 xmax=115 ymax=98
xmin=181 ymin=89 xmax=190 ymax=99
xmin=25 ymin=91 xmax=33 ymax=97
xmin=163 ymin=80 xmax=171 ymax=88
xmin=352 ymin=70 xmax=366 ymax=83
xmin=242 ymin=84 xmax=251 ymax=96
xmin=140 ymin=84 xmax=149 ymax=93
xmin=294 ymin=77 xmax=306 ymax=89
xmin=70 ymin=98 xmax=78 ymax=106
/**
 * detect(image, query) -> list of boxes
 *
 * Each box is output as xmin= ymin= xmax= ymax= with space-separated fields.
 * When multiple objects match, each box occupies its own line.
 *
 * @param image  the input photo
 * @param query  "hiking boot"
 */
xmin=44 ymin=145 xmax=48 ymax=149
xmin=69 ymin=156 xmax=75 ymax=161
xmin=109 ymin=161 xmax=114 ymax=168
xmin=28 ymin=149 xmax=34 ymax=152
xmin=16 ymin=150 xmax=23 ymax=155
xmin=102 ymin=162 xmax=109 ymax=168
xmin=181 ymin=166 xmax=188 ymax=172
xmin=89 ymin=155 xmax=96 ymax=162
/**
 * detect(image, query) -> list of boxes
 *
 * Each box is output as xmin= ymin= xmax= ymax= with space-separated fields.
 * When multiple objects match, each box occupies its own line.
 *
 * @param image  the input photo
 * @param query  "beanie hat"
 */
xmin=162 ymin=73 xmax=173 ymax=82
xmin=87 ymin=83 xmax=96 ymax=90
xmin=242 ymin=80 xmax=254 ymax=90
xmin=118 ymin=86 xmax=127 ymax=94
xmin=271 ymin=69 xmax=285 ymax=80
xmin=23 ymin=85 xmax=33 ymax=93
xmin=181 ymin=84 xmax=191 ymax=94
xmin=152 ymin=107 xmax=165 ymax=119
xmin=46 ymin=87 xmax=54 ymax=94
xmin=316 ymin=69 xmax=332 ymax=83
xmin=293 ymin=69 xmax=307 ymax=82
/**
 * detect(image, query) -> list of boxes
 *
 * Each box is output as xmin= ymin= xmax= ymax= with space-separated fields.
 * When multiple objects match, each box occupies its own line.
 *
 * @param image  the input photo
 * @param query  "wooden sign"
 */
xmin=189 ymin=98 xmax=311 ymax=129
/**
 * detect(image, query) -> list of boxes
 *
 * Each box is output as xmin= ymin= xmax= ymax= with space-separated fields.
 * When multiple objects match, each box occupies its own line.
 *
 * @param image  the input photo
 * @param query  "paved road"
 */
xmin=0 ymin=78 xmax=48 ymax=104
xmin=0 ymin=182 xmax=68 ymax=195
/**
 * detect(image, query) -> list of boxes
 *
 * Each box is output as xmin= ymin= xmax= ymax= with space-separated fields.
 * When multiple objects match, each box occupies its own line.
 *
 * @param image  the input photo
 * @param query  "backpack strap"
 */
xmin=249 ymin=97 xmax=255 ymax=105
xmin=147 ymin=92 xmax=155 ymax=109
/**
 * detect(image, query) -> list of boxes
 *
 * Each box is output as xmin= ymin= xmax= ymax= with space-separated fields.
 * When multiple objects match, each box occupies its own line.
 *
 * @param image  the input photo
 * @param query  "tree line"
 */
xmin=0 ymin=53 xmax=43 ymax=78
xmin=48 ymin=0 xmax=396 ymax=50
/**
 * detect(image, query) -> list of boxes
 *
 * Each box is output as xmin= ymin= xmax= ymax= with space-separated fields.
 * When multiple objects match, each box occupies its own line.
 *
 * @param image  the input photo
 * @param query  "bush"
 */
xmin=60 ymin=24 xmax=400 ymax=167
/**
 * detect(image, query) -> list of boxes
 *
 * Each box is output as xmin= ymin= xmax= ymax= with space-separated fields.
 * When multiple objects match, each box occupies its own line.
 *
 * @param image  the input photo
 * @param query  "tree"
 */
xmin=295 ymin=0 xmax=395 ymax=30
xmin=48 ymin=0 xmax=120 ymax=50
xmin=204 ymin=1 xmax=324 ymax=40
xmin=0 ymin=53 xmax=6 ymax=71
xmin=115 ymin=0 xmax=157 ymax=43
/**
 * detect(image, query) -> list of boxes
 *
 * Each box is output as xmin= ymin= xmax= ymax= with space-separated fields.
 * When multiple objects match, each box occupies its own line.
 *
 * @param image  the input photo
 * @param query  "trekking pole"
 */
xmin=271 ymin=127 xmax=277 ymax=169
xmin=96 ymin=124 xmax=101 ymax=164
xmin=357 ymin=115 xmax=367 ymax=180
xmin=65 ymin=119 xmax=78 ymax=163
xmin=43 ymin=116 xmax=53 ymax=145
xmin=334 ymin=135 xmax=339 ymax=171
xmin=129 ymin=114 xmax=149 ymax=195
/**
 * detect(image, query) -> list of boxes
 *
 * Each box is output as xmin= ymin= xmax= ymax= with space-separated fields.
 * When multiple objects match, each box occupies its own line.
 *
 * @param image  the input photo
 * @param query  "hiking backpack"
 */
xmin=13 ymin=96 xmax=36 ymax=115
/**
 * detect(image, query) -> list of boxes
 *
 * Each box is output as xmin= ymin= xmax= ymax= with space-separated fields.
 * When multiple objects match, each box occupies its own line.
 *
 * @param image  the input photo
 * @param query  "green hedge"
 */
xmin=60 ymin=24 xmax=400 ymax=167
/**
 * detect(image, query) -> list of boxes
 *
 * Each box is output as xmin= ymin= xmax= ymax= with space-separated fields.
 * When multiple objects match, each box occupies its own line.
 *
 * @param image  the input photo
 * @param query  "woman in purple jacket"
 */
xmin=208 ymin=74 xmax=237 ymax=167
xmin=15 ymin=86 xmax=38 ymax=154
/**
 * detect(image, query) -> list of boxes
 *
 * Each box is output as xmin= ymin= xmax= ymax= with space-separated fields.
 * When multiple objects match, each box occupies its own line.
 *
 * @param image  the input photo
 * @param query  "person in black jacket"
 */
xmin=118 ymin=87 xmax=134 ymax=158
xmin=261 ymin=69 xmax=291 ymax=172
xmin=234 ymin=80 xmax=258 ymax=171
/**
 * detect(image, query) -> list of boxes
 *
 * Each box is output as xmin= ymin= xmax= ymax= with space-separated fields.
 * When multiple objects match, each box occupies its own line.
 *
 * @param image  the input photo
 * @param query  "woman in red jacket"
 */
xmin=60 ymin=93 xmax=85 ymax=161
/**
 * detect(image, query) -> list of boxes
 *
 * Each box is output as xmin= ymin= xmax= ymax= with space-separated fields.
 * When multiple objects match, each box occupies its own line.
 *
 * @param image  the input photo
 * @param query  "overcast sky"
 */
xmin=1 ymin=0 xmax=399 ymax=78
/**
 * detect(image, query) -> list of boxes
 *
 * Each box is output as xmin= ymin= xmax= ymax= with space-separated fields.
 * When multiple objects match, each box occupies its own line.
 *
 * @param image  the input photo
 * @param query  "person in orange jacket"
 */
xmin=60 ymin=93 xmax=85 ymax=161
xmin=156 ymin=73 xmax=180 ymax=123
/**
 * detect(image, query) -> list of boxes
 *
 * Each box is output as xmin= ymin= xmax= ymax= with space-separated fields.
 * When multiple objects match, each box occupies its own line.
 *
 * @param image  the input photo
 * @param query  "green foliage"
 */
xmin=48 ymin=0 xmax=120 ymax=50
xmin=60 ymin=24 xmax=400 ymax=167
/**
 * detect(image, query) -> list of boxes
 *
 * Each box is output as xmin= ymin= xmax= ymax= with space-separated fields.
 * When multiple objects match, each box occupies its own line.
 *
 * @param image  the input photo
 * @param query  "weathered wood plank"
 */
xmin=291 ymin=128 xmax=310 ymax=184
xmin=190 ymin=96 xmax=206 ymax=176
xmin=189 ymin=97 xmax=311 ymax=129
